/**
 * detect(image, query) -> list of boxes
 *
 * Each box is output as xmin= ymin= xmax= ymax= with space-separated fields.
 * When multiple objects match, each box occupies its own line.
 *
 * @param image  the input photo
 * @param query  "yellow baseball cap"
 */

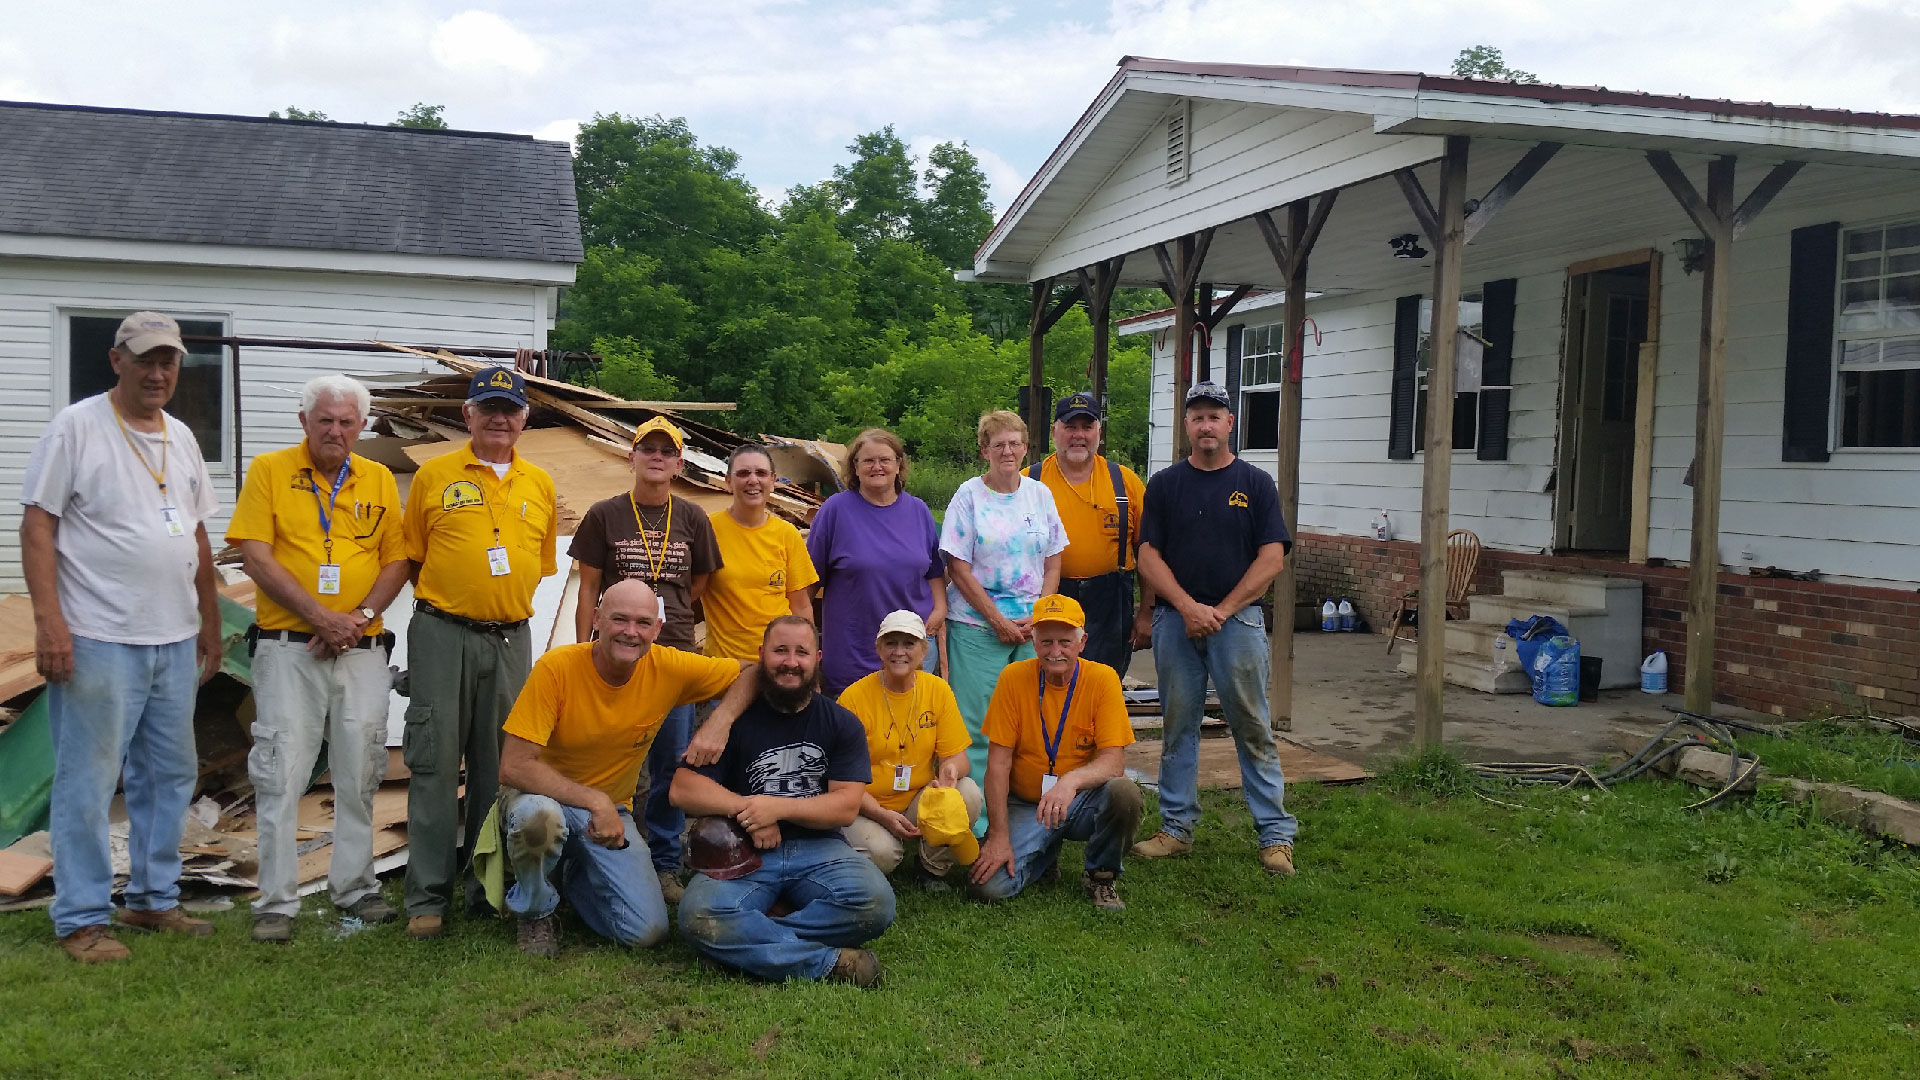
xmin=632 ymin=416 xmax=684 ymax=451
xmin=1030 ymin=593 xmax=1085 ymax=630
xmin=914 ymin=786 xmax=979 ymax=865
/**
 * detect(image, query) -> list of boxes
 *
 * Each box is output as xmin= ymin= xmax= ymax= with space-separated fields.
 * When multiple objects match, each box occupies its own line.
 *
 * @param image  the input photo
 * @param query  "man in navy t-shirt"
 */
xmin=671 ymin=616 xmax=896 ymax=986
xmin=1133 ymin=381 xmax=1302 ymax=877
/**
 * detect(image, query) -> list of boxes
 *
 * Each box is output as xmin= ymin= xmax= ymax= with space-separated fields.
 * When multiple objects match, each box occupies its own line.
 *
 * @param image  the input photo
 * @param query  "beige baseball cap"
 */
xmin=875 ymin=609 xmax=929 ymax=643
xmin=113 ymin=312 xmax=186 ymax=356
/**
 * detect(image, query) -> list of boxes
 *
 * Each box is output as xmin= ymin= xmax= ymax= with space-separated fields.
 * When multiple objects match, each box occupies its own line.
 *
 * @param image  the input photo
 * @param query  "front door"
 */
xmin=1558 ymin=266 xmax=1649 ymax=552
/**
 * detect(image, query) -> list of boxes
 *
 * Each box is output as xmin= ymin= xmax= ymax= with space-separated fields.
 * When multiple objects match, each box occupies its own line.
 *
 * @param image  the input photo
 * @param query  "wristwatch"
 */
xmin=357 ymin=607 xmax=377 ymax=622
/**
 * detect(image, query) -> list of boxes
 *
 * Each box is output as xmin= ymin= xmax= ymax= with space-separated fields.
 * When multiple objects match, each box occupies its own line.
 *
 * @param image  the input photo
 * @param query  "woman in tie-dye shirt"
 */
xmin=940 ymin=410 xmax=1067 ymax=784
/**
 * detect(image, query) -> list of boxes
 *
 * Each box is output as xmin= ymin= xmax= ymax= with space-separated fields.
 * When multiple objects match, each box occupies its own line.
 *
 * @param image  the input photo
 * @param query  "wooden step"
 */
xmin=1398 ymin=644 xmax=1531 ymax=694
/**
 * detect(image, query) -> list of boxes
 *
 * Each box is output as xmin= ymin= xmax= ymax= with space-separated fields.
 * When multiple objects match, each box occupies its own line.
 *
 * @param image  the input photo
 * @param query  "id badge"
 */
xmin=160 ymin=506 xmax=185 ymax=537
xmin=1040 ymin=773 xmax=1059 ymax=795
xmin=486 ymin=546 xmax=512 ymax=577
xmin=317 ymin=563 xmax=342 ymax=595
xmin=892 ymin=764 xmax=911 ymax=792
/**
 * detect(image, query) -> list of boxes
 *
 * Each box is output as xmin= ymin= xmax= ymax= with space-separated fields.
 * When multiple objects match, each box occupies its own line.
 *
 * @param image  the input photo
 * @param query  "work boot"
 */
xmin=517 ymin=914 xmax=561 ymax=959
xmin=344 ymin=894 xmax=396 ymax=925
xmin=406 ymin=914 xmax=445 ymax=939
xmin=115 ymin=906 xmax=214 ymax=937
xmin=59 ymin=924 xmax=130 ymax=964
xmin=826 ymin=947 xmax=883 ymax=988
xmin=1260 ymin=842 xmax=1296 ymax=877
xmin=252 ymin=913 xmax=294 ymax=944
xmin=657 ymin=869 xmax=685 ymax=904
xmin=1130 ymin=831 xmax=1193 ymax=859
xmin=1082 ymin=870 xmax=1125 ymax=912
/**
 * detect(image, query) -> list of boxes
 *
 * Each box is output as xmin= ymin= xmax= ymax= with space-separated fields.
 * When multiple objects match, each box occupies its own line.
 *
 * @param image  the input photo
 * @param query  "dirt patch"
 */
xmin=1532 ymin=932 xmax=1621 ymax=959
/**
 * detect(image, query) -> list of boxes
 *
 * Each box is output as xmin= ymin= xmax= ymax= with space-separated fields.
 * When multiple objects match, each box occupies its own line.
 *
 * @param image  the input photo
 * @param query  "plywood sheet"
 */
xmin=0 ymin=848 xmax=53 ymax=896
xmin=1126 ymin=736 xmax=1370 ymax=787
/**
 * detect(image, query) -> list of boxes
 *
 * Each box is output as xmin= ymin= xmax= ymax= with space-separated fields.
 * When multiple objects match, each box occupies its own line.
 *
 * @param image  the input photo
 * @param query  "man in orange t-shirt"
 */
xmin=968 ymin=594 xmax=1144 ymax=910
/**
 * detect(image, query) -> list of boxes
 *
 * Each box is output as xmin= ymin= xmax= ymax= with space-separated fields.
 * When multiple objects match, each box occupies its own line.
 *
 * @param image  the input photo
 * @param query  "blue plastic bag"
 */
xmin=1529 ymin=635 xmax=1581 ymax=707
xmin=1505 ymin=616 xmax=1569 ymax=675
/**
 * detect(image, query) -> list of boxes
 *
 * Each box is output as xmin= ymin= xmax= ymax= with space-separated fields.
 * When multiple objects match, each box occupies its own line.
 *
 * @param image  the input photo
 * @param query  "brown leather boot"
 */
xmin=60 ymin=925 xmax=130 ymax=964
xmin=115 ymin=907 xmax=213 ymax=937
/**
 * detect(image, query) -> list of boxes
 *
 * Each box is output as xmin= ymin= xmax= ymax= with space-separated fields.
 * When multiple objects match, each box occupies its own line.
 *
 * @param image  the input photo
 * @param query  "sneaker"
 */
xmin=115 ymin=906 xmax=214 ymax=937
xmin=517 ymin=914 xmax=561 ymax=959
xmin=1130 ymin=831 xmax=1193 ymax=859
xmin=914 ymin=862 xmax=952 ymax=895
xmin=344 ymin=894 xmax=396 ymax=925
xmin=826 ymin=947 xmax=883 ymax=988
xmin=252 ymin=913 xmax=294 ymax=944
xmin=1082 ymin=870 xmax=1126 ymax=912
xmin=1259 ymin=842 xmax=1296 ymax=877
xmin=406 ymin=914 xmax=445 ymax=939
xmin=59 ymin=924 xmax=130 ymax=964
xmin=657 ymin=869 xmax=685 ymax=904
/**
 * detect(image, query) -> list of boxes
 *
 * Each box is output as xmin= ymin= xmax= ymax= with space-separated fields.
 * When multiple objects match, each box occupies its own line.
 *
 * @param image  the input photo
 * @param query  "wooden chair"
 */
xmin=1384 ymin=529 xmax=1482 ymax=653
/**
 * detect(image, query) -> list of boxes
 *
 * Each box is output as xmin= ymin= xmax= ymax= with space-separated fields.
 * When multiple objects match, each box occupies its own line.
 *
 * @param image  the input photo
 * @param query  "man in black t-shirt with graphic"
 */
xmin=671 ymin=616 xmax=896 ymax=986
xmin=1132 ymin=381 xmax=1301 ymax=877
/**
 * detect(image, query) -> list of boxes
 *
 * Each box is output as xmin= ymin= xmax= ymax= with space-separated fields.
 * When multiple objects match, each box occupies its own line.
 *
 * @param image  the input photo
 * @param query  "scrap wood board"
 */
xmin=1126 ymin=737 xmax=1371 ymax=787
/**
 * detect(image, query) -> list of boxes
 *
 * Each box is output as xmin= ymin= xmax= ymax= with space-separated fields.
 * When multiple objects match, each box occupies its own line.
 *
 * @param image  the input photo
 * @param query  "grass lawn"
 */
xmin=5 ymin=775 xmax=1920 ymax=1080
xmin=1737 ymin=719 xmax=1920 ymax=801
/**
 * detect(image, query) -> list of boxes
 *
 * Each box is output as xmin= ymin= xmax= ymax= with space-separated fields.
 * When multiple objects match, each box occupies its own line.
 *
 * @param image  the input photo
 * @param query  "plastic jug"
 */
xmin=1640 ymin=650 xmax=1668 ymax=694
xmin=1337 ymin=598 xmax=1355 ymax=632
xmin=1373 ymin=511 xmax=1391 ymax=541
xmin=1321 ymin=598 xmax=1338 ymax=632
xmin=1492 ymin=634 xmax=1514 ymax=673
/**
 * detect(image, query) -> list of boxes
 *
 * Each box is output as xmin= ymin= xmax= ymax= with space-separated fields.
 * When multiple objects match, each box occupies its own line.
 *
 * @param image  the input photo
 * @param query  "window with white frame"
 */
xmin=66 ymin=313 xmax=231 ymax=467
xmin=1238 ymin=322 xmax=1283 ymax=450
xmin=1836 ymin=220 xmax=1920 ymax=447
xmin=1415 ymin=293 xmax=1484 ymax=451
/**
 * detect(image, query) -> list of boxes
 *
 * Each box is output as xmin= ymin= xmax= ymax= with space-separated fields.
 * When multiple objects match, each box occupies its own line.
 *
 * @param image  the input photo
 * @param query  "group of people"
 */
xmin=25 ymin=312 xmax=1300 ymax=987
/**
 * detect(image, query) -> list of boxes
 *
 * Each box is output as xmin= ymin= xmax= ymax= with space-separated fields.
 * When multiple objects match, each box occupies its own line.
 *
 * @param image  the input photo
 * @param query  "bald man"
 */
xmin=495 ymin=579 xmax=759 ymax=957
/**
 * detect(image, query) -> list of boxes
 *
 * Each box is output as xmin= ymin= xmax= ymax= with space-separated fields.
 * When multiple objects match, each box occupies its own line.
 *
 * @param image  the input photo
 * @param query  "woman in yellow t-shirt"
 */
xmin=837 ymin=610 xmax=980 ymax=892
xmin=704 ymin=445 xmax=820 ymax=661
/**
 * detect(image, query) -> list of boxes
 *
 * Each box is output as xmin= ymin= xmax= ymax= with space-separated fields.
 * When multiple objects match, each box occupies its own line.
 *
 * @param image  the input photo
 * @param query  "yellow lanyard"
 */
xmin=881 ymin=677 xmax=923 ymax=757
xmin=629 ymin=494 xmax=672 ymax=581
xmin=110 ymin=398 xmax=169 ymax=497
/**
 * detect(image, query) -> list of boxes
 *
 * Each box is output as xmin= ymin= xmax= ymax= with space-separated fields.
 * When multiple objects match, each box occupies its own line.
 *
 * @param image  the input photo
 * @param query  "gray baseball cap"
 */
xmin=1184 ymin=381 xmax=1232 ymax=409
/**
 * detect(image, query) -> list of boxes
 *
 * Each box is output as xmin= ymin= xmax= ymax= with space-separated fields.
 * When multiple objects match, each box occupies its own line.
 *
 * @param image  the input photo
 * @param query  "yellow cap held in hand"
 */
xmin=1029 ymin=593 xmax=1085 ymax=630
xmin=914 ymin=786 xmax=980 ymax=866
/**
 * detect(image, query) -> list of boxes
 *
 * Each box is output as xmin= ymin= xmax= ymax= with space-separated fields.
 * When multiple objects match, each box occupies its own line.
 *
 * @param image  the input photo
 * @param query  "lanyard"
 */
xmin=307 ymin=458 xmax=352 ymax=562
xmin=110 ymin=398 xmax=170 ymax=497
xmin=1038 ymin=662 xmax=1079 ymax=773
xmin=629 ymin=493 xmax=672 ymax=581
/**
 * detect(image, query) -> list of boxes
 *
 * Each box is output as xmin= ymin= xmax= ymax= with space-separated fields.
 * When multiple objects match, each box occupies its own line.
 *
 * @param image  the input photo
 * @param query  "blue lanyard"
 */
xmin=308 ymin=458 xmax=352 ymax=560
xmin=1038 ymin=662 xmax=1079 ymax=773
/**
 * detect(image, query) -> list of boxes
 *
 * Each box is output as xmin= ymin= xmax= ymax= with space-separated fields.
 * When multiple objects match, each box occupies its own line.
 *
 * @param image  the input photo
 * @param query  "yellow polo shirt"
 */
xmin=226 ymin=444 xmax=405 ymax=634
xmin=838 ymin=670 xmax=970 ymax=811
xmin=403 ymin=443 xmax=557 ymax=623
xmin=503 ymin=642 xmax=742 ymax=810
xmin=1034 ymin=454 xmax=1145 ymax=579
xmin=705 ymin=511 xmax=819 ymax=661
xmin=982 ymin=658 xmax=1134 ymax=804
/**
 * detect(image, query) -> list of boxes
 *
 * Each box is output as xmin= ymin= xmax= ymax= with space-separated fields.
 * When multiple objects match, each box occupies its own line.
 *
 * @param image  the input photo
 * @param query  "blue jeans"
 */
xmin=1151 ymin=605 xmax=1299 ymax=848
xmin=679 ymin=835 xmax=896 ymax=981
xmin=503 ymin=793 xmax=668 ymax=947
xmin=47 ymin=635 xmax=199 ymax=938
xmin=642 ymin=703 xmax=695 ymax=871
xmin=970 ymin=777 xmax=1144 ymax=901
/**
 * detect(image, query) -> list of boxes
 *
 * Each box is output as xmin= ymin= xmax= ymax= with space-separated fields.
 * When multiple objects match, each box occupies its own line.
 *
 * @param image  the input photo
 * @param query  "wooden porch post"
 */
xmin=1684 ymin=158 xmax=1736 ymax=713
xmin=1029 ymin=279 xmax=1051 ymax=453
xmin=1154 ymin=231 xmax=1213 ymax=461
xmin=1414 ymin=135 xmax=1470 ymax=749
xmin=1078 ymin=257 xmax=1124 ymax=414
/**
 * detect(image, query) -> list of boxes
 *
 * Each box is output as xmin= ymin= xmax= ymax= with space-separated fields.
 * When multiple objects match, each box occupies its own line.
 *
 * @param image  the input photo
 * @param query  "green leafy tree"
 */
xmin=549 ymin=249 xmax=697 ymax=386
xmin=572 ymin=114 xmax=771 ymax=282
xmin=1450 ymin=46 xmax=1537 ymax=83
xmin=828 ymin=127 xmax=918 ymax=252
xmin=592 ymin=335 xmax=681 ymax=402
xmin=391 ymin=103 xmax=448 ymax=129
xmin=268 ymin=106 xmax=330 ymax=122
xmin=911 ymin=142 xmax=995 ymax=269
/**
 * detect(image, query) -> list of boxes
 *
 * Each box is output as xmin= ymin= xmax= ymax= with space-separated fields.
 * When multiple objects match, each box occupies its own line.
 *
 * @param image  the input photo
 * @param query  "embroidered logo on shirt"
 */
xmin=1227 ymin=491 xmax=1250 ymax=509
xmin=442 ymin=481 xmax=484 ymax=510
xmin=768 ymin=569 xmax=786 ymax=590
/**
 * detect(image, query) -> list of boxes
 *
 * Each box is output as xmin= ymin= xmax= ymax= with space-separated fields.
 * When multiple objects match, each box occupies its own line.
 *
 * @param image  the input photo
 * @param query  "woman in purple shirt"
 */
xmin=808 ymin=428 xmax=948 ymax=696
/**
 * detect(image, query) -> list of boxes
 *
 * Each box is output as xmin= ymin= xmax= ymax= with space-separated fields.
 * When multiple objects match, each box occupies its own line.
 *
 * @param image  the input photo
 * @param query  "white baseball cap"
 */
xmin=875 ymin=609 xmax=928 ymax=642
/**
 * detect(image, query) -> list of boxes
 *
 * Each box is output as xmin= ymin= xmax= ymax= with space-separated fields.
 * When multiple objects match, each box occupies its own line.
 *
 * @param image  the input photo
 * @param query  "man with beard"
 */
xmin=671 ymin=616 xmax=895 ymax=986
xmin=495 ymin=579 xmax=758 ymax=957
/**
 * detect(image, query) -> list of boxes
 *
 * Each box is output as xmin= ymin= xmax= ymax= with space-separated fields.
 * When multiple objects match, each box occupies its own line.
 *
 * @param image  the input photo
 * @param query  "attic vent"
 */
xmin=1165 ymin=101 xmax=1191 ymax=186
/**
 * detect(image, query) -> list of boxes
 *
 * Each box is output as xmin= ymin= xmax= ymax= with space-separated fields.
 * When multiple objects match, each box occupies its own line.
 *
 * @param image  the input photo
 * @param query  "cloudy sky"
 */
xmin=3 ymin=1 xmax=1915 ymax=213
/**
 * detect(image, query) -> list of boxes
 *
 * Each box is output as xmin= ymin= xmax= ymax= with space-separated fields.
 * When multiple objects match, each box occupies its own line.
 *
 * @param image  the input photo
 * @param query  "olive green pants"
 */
xmin=401 ymin=610 xmax=530 ymax=919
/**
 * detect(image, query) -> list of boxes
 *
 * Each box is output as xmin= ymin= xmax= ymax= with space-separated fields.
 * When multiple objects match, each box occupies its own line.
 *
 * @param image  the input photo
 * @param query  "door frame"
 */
xmin=1553 ymin=247 xmax=1662 ymax=558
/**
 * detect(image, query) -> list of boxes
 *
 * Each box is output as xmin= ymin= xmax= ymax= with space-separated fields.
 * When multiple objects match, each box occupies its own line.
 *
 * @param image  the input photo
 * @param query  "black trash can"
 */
xmin=1578 ymin=656 xmax=1604 ymax=702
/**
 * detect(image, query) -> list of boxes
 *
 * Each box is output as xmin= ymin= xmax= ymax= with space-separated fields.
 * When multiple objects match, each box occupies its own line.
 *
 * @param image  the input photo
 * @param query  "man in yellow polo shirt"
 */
xmin=228 ymin=375 xmax=410 ymax=944
xmin=400 ymin=366 xmax=558 ymax=939
xmin=969 ymin=594 xmax=1143 ymax=910
xmin=497 ymin=578 xmax=757 ymax=957
xmin=1027 ymin=392 xmax=1152 ymax=676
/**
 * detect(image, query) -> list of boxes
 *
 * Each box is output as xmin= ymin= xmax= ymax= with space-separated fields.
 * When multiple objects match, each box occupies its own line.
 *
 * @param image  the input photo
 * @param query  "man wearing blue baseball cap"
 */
xmin=399 ymin=364 xmax=558 ymax=939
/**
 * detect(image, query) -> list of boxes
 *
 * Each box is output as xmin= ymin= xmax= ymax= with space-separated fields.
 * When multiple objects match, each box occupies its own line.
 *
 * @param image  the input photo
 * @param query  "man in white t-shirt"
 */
xmin=20 ymin=312 xmax=224 ymax=964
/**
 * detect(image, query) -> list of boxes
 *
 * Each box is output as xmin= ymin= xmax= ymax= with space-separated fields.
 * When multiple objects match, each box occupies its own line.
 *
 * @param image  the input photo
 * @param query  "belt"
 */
xmin=255 ymin=628 xmax=380 ymax=650
xmin=415 ymin=599 xmax=528 ymax=634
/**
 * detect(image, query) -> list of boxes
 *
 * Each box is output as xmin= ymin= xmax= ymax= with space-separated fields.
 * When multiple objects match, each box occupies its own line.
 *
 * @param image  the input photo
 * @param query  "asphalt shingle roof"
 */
xmin=0 ymin=101 xmax=582 ymax=264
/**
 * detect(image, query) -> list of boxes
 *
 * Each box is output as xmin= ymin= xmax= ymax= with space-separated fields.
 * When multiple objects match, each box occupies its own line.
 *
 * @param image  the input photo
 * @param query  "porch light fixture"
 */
xmin=1674 ymin=237 xmax=1708 ymax=275
xmin=1389 ymin=233 xmax=1428 ymax=259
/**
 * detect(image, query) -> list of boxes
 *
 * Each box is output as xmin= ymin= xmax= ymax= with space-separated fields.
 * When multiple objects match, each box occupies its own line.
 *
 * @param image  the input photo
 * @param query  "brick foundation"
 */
xmin=1292 ymin=532 xmax=1920 ymax=718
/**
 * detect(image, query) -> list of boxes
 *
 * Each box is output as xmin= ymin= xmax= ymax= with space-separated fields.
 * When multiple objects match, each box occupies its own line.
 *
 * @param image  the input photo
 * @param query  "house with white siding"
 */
xmin=971 ymin=58 xmax=1920 ymax=722
xmin=0 ymin=101 xmax=582 ymax=591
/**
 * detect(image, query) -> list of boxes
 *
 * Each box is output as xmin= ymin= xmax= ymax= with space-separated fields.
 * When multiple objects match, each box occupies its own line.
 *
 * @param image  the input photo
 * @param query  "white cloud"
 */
xmin=429 ymin=10 xmax=547 ymax=75
xmin=530 ymin=117 xmax=581 ymax=146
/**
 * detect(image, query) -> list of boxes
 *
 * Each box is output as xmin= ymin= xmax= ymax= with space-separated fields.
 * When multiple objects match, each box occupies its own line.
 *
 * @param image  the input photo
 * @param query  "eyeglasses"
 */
xmin=635 ymin=445 xmax=681 ymax=458
xmin=856 ymin=456 xmax=897 ymax=469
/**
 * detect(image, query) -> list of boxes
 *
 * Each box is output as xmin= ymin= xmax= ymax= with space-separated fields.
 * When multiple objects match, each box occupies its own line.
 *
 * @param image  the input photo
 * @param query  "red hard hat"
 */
xmin=686 ymin=815 xmax=762 ymax=880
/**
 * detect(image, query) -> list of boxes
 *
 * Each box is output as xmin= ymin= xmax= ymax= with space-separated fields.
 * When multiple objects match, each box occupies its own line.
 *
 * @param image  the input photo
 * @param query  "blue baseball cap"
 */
xmin=1054 ymin=391 xmax=1101 ymax=422
xmin=467 ymin=366 xmax=528 ymax=408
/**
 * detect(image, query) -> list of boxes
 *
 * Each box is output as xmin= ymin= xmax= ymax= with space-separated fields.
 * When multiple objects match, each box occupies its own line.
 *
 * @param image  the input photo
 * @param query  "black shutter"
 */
xmin=1783 ymin=221 xmax=1841 ymax=462
xmin=1477 ymin=277 xmax=1518 ymax=460
xmin=1389 ymin=295 xmax=1420 ymax=459
xmin=1224 ymin=323 xmax=1244 ymax=451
